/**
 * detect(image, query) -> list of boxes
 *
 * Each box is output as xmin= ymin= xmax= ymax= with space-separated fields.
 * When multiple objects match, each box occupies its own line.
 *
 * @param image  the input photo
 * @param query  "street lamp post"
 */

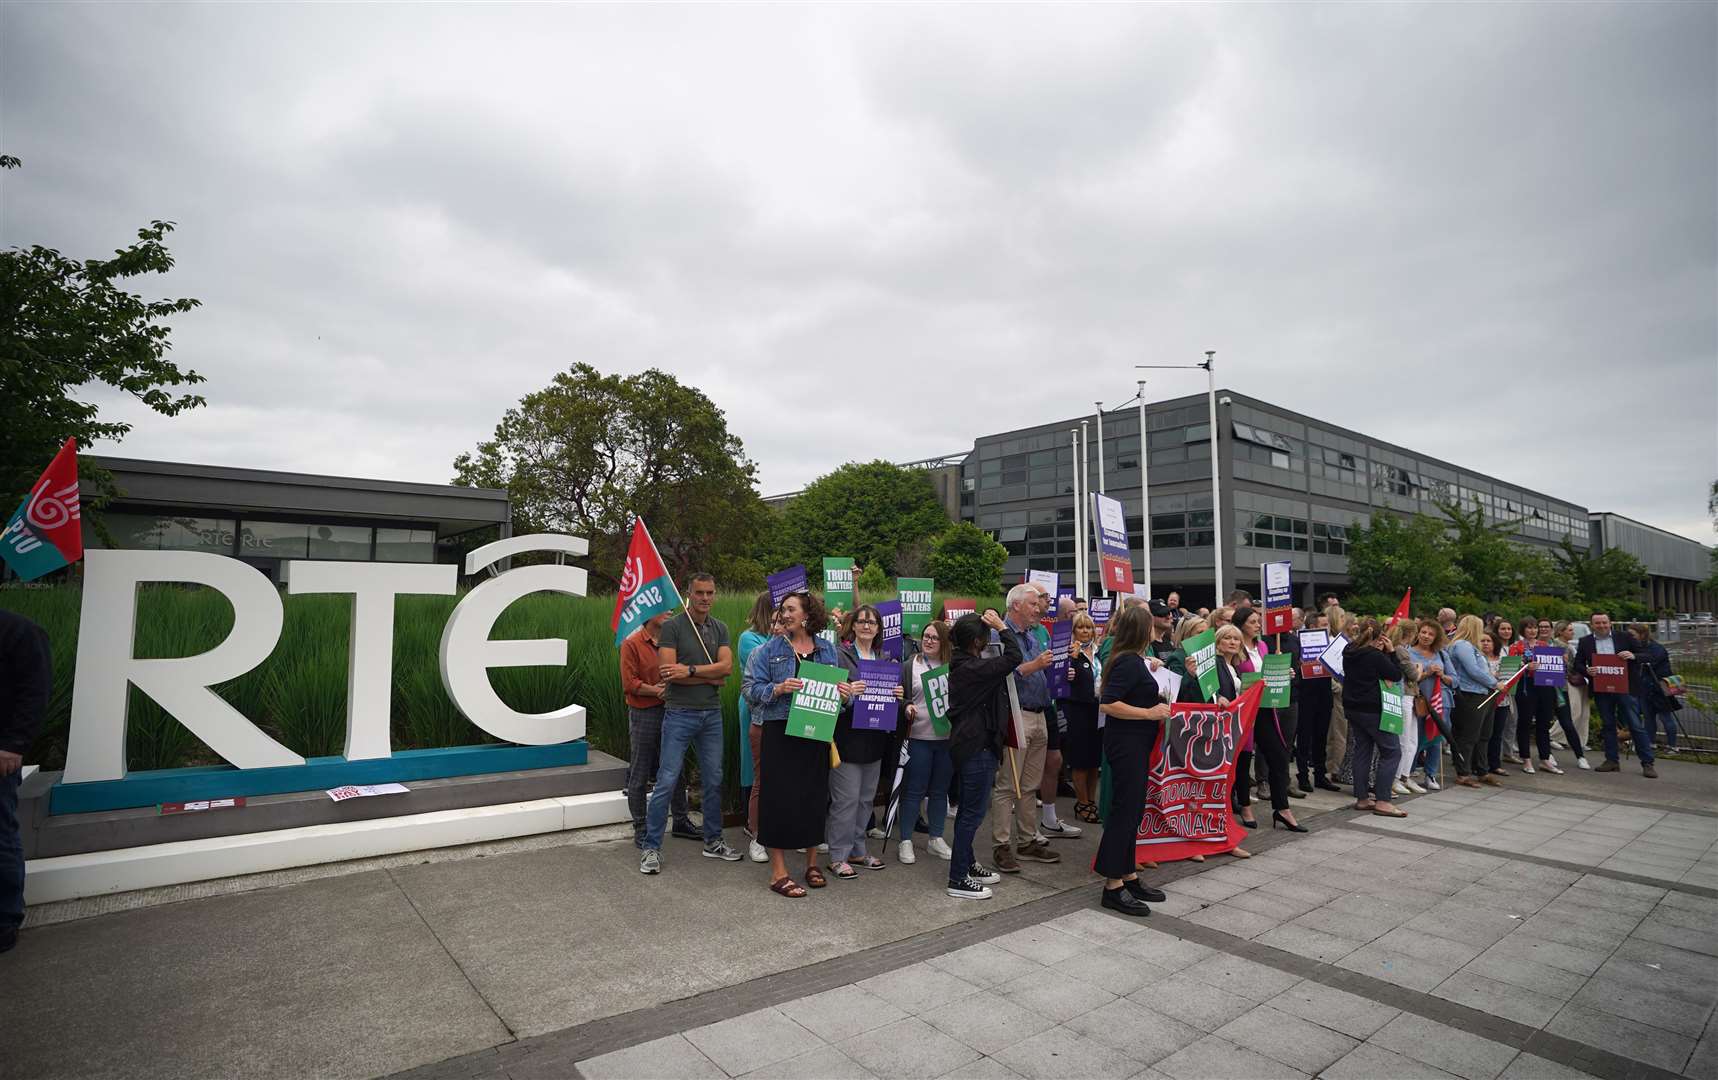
xmin=1136 ymin=353 xmax=1223 ymax=605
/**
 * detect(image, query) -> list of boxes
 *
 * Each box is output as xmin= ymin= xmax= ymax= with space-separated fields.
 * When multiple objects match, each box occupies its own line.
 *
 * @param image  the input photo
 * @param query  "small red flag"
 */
xmin=1387 ymin=589 xmax=1412 ymax=629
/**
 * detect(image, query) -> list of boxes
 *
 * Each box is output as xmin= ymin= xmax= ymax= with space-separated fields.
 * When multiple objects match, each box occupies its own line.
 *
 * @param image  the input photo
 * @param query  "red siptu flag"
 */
xmin=610 ymin=517 xmax=683 ymax=646
xmin=1386 ymin=588 xmax=1412 ymax=629
xmin=1 ymin=437 xmax=84 ymax=581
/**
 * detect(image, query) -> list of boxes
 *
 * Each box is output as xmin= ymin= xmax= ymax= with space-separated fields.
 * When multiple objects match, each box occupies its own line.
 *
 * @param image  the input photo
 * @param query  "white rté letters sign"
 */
xmin=62 ymin=534 xmax=590 ymax=784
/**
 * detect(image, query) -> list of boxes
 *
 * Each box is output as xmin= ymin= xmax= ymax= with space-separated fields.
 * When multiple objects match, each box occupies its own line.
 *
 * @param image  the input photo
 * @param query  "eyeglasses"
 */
xmin=854 ymin=617 xmax=878 ymax=625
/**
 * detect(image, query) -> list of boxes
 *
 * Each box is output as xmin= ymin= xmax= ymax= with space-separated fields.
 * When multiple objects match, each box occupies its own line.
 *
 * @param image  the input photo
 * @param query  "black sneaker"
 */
xmin=968 ymin=862 xmax=1003 ymax=885
xmin=1101 ymin=887 xmax=1151 ymax=917
xmin=671 ymin=820 xmax=703 ymax=841
xmin=0 ymin=927 xmax=16 ymax=953
xmin=947 ymin=877 xmax=994 ymax=900
xmin=1125 ymin=880 xmax=1166 ymax=903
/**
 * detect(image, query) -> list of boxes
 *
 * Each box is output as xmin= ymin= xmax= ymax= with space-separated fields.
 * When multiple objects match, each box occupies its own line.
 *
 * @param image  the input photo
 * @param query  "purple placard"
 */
xmin=875 ymin=600 xmax=903 ymax=660
xmin=1089 ymin=598 xmax=1113 ymax=625
xmin=767 ymin=564 xmax=808 ymax=606
xmin=1532 ymin=645 xmax=1567 ymax=687
xmin=1044 ymin=619 xmax=1073 ymax=700
xmin=854 ymin=658 xmax=900 ymax=731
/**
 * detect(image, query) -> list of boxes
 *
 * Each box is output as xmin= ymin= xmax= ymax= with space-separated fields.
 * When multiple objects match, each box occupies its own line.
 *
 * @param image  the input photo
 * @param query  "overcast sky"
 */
xmin=4 ymin=4 xmax=1714 ymax=541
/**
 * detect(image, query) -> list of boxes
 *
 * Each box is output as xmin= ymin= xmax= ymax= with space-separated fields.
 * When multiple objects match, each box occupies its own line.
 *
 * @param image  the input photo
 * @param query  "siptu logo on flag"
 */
xmin=610 ymin=517 xmax=682 ymax=646
xmin=1 ymin=437 xmax=84 ymax=582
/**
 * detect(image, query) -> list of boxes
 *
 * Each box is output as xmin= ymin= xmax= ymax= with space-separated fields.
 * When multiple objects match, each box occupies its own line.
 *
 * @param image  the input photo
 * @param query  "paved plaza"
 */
xmin=3 ymin=760 xmax=1714 ymax=1080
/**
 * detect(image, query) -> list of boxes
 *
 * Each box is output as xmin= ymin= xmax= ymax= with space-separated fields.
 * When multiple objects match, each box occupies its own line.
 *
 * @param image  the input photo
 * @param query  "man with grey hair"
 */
xmin=992 ymin=583 xmax=1061 ymax=872
xmin=1437 ymin=608 xmax=1458 ymax=638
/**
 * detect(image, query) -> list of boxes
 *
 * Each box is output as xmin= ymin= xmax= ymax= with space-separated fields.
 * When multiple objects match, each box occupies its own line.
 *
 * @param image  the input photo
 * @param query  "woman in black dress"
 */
xmin=1064 ymin=612 xmax=1103 ymax=823
xmin=1094 ymin=605 xmax=1174 ymax=916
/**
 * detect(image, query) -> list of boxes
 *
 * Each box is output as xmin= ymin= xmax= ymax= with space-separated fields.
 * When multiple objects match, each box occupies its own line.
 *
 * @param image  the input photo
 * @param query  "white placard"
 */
xmin=1318 ymin=633 xmax=1350 ymax=678
xmin=327 ymin=783 xmax=411 ymax=802
xmin=1153 ymin=665 xmax=1183 ymax=702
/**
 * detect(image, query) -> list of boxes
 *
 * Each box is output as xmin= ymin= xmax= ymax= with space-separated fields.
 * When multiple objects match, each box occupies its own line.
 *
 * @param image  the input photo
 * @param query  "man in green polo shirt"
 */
xmin=640 ymin=572 xmax=743 ymax=874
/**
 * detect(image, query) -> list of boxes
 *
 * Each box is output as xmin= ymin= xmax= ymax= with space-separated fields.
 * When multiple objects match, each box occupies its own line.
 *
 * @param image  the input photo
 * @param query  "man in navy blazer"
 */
xmin=1571 ymin=613 xmax=1654 ymax=778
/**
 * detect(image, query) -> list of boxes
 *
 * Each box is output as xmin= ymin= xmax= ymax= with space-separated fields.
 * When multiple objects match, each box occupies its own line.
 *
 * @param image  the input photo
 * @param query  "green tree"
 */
xmin=1435 ymin=500 xmax=1540 ymax=599
xmin=926 ymin=522 xmax=1009 ymax=596
xmin=453 ymin=363 xmax=768 ymax=590
xmin=779 ymin=461 xmax=950 ymax=581
xmin=1706 ymin=479 xmax=1718 ymax=591
xmin=855 ymin=560 xmax=890 ymax=598
xmin=1550 ymin=537 xmax=1646 ymax=602
xmin=1344 ymin=511 xmax=1456 ymax=598
xmin=0 ymin=156 xmax=205 ymax=510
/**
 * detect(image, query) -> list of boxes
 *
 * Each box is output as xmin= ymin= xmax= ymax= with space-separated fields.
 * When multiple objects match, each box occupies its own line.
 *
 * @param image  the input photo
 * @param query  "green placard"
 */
xmin=1262 ymin=653 xmax=1293 ymax=709
xmin=1380 ymin=680 xmax=1406 ymax=735
xmin=921 ymin=663 xmax=951 ymax=737
xmin=898 ymin=577 xmax=935 ymax=637
xmin=1499 ymin=655 xmax=1524 ymax=680
xmin=1240 ymin=671 xmax=1263 ymax=690
xmin=1186 ymin=629 xmax=1219 ymax=702
xmin=823 ymin=557 xmax=855 ymax=612
xmin=787 ymin=660 xmax=848 ymax=743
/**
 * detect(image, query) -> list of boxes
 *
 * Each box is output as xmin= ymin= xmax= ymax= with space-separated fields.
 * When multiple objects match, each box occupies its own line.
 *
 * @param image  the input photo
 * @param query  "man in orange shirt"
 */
xmin=622 ymin=611 xmax=696 ymax=847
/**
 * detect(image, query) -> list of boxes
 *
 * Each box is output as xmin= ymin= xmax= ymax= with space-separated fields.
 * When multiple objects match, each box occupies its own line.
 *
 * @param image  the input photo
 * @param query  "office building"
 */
xmin=64 ymin=456 xmax=511 ymax=582
xmin=957 ymin=388 xmax=1710 ymax=610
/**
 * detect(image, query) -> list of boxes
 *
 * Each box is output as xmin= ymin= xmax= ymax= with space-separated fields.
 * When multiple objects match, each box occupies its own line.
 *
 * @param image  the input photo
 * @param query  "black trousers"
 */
xmin=1296 ymin=680 xmax=1333 ymax=780
xmin=1517 ymin=686 xmax=1556 ymax=760
xmin=1094 ymin=719 xmax=1157 ymax=880
xmin=1255 ymin=707 xmax=1297 ymax=812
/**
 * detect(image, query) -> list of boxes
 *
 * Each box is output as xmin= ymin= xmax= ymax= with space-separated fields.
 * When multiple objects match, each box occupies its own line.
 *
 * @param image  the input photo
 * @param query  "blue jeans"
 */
xmin=1 ymin=771 xmax=22 ymax=933
xmin=1596 ymin=694 xmax=1652 ymax=764
xmin=899 ymin=739 xmax=953 ymax=841
xmin=1639 ymin=696 xmax=1680 ymax=750
xmin=949 ymin=749 xmax=997 ymax=884
xmin=1421 ymin=737 xmax=1442 ymax=779
xmin=644 ymin=708 xmax=725 ymax=850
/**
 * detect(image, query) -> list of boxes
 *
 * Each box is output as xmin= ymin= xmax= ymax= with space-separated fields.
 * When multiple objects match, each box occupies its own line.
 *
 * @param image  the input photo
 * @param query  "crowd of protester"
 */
xmin=622 ymin=575 xmax=1689 ymax=915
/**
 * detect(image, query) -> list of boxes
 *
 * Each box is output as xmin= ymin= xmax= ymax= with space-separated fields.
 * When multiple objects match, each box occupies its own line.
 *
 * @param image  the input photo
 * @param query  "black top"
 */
xmin=1572 ymin=631 xmax=1643 ymax=694
xmin=836 ymin=643 xmax=893 ymax=764
xmin=1098 ymin=653 xmax=1162 ymax=713
xmin=947 ymin=629 xmax=1024 ymax=767
xmin=1341 ymin=643 xmax=1405 ymax=713
xmin=1069 ymin=646 xmax=1098 ymax=704
xmin=0 ymin=609 xmax=52 ymax=756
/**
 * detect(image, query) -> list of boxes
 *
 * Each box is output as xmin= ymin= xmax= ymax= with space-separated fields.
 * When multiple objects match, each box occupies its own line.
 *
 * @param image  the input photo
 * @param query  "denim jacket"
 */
xmin=742 ymin=634 xmax=842 ymax=724
xmin=1447 ymin=640 xmax=1497 ymax=694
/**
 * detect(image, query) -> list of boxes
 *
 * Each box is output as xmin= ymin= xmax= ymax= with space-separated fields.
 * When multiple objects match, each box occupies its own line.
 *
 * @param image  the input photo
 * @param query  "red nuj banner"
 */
xmin=1135 ymin=681 xmax=1265 ymax=863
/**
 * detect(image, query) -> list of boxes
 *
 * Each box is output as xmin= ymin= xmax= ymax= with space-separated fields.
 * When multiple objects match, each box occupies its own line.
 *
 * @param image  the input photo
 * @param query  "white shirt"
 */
xmin=1595 ymin=635 xmax=1615 ymax=655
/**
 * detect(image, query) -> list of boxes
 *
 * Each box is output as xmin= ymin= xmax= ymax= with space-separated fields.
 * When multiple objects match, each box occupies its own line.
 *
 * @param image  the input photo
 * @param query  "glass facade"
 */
xmin=96 ymin=514 xmax=441 ymax=564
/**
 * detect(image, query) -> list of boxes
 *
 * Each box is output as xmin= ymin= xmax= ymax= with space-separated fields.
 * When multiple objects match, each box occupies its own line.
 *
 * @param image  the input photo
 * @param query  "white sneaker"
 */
xmin=867 ymin=827 xmax=887 ymax=840
xmin=1404 ymin=777 xmax=1427 ymax=794
xmin=1575 ymin=756 xmax=1592 ymax=770
xmin=1551 ymin=740 xmax=1567 ymax=751
xmin=1041 ymin=819 xmax=1083 ymax=838
xmin=1425 ymin=776 xmax=1442 ymax=791
xmin=1391 ymin=779 xmax=1410 ymax=796
xmin=947 ymin=804 xmax=958 ymax=818
xmin=1522 ymin=761 xmax=1536 ymax=774
xmin=748 ymin=837 xmax=767 ymax=863
xmin=817 ymin=843 xmax=829 ymax=853
xmin=928 ymin=837 xmax=953 ymax=860
xmin=899 ymin=840 xmax=916 ymax=865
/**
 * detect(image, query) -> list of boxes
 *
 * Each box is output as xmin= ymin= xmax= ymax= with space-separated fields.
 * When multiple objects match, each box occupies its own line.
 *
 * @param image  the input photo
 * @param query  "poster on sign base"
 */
xmin=1261 ymin=560 xmax=1293 ymax=634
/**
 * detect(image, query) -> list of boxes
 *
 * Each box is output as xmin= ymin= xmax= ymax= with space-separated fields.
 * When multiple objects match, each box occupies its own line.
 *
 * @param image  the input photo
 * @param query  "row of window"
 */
xmin=101 ymin=513 xmax=437 ymax=562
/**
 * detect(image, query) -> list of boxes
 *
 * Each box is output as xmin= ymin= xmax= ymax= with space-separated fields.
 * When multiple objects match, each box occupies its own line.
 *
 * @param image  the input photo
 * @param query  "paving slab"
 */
xmin=576 ymin=1034 xmax=726 ymax=1080
xmin=1060 ymin=997 xmax=1203 ymax=1062
xmin=777 ymin=983 xmax=909 ymax=1043
xmin=1210 ymin=1003 xmax=1360 ymax=1073
xmin=1370 ymin=1012 xmax=1520 ymax=1080
xmin=2 ymin=869 xmax=511 ymax=1080
xmin=989 ymin=1024 xmax=1145 ymax=1080
xmin=837 ymin=1016 xmax=981 ymax=1080
xmin=1152 ymin=1034 xmax=1311 ymax=1080
xmin=992 ymin=968 xmax=1119 ymax=1024
xmin=683 ymin=1007 xmax=826 ymax=1076
xmin=1266 ymin=980 xmax=1400 ymax=1039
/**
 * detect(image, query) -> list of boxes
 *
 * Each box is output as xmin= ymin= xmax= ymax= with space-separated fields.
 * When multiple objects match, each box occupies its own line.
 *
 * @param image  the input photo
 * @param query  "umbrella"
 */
xmin=881 ymin=737 xmax=912 ymax=861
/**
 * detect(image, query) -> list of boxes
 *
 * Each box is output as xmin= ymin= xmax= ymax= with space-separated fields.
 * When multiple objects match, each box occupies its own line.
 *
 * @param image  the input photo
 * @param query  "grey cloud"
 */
xmin=2 ymin=2 xmax=1712 ymax=539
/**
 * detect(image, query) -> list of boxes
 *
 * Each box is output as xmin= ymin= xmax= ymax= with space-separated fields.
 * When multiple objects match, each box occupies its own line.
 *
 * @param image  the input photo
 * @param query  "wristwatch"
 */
xmin=688 ymin=664 xmax=698 ymax=678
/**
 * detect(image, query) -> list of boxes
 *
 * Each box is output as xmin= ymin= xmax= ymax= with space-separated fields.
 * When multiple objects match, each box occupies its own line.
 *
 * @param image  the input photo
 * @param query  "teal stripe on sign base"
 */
xmin=48 ymin=741 xmax=589 ymax=815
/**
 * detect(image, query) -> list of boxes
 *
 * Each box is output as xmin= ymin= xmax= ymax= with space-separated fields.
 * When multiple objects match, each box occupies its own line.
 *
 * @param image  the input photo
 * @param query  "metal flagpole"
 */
xmin=1137 ymin=381 xmax=1151 ymax=600
xmin=1203 ymin=351 xmax=1222 ymax=604
xmin=1070 ymin=429 xmax=1083 ymax=596
xmin=1094 ymin=403 xmax=1108 ymax=596
xmin=1080 ymin=421 xmax=1091 ymax=597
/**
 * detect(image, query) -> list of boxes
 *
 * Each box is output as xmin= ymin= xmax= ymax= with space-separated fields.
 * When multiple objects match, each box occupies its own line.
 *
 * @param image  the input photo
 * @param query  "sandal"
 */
xmin=1136 ymin=860 xmax=1159 ymax=871
xmin=1372 ymin=807 xmax=1409 ymax=818
xmin=831 ymin=861 xmax=858 ymax=879
xmin=1076 ymin=802 xmax=1102 ymax=824
xmin=770 ymin=876 xmax=807 ymax=898
xmin=1352 ymin=800 xmax=1376 ymax=811
xmin=804 ymin=866 xmax=827 ymax=888
xmin=855 ymin=856 xmax=885 ymax=871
